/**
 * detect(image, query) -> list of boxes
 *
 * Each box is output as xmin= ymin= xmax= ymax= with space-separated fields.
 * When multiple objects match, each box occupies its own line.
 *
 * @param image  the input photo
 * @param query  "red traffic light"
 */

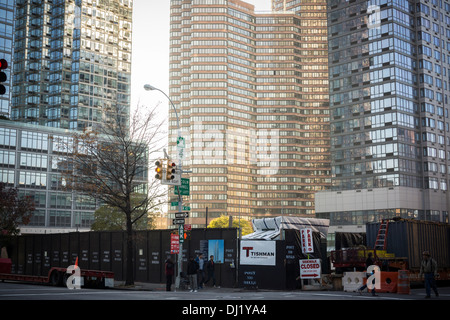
xmin=166 ymin=161 xmax=176 ymax=180
xmin=0 ymin=59 xmax=8 ymax=70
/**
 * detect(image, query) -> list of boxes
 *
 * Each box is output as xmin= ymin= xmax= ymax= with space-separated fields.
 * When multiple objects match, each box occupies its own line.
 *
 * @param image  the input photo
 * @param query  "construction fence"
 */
xmin=5 ymin=228 xmax=239 ymax=287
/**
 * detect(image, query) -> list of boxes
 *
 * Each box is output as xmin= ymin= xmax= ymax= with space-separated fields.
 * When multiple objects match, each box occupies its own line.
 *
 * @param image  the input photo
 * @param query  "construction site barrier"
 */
xmin=342 ymin=271 xmax=365 ymax=292
xmin=343 ymin=271 xmax=399 ymax=293
xmin=397 ymin=270 xmax=410 ymax=294
xmin=378 ymin=271 xmax=398 ymax=293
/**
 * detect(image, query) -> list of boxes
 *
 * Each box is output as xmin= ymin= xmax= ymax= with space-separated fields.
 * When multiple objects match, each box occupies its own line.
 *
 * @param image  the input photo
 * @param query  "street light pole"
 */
xmin=144 ymin=84 xmax=184 ymax=289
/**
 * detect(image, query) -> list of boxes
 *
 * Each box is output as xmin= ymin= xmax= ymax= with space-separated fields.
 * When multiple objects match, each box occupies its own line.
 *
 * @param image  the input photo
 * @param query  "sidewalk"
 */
xmin=114 ymin=281 xmax=165 ymax=291
xmin=114 ymin=281 xmax=237 ymax=292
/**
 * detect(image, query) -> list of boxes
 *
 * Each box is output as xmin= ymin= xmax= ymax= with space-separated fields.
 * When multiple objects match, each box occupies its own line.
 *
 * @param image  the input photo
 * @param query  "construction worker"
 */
xmin=419 ymin=251 xmax=439 ymax=298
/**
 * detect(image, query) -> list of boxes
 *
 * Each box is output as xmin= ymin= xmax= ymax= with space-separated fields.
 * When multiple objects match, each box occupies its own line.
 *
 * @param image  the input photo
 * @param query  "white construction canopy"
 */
xmin=242 ymin=216 xmax=330 ymax=240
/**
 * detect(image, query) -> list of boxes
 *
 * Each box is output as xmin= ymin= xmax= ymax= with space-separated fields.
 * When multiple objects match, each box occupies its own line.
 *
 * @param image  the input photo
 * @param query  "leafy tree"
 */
xmin=91 ymin=194 xmax=156 ymax=231
xmin=0 ymin=184 xmax=35 ymax=248
xmin=207 ymin=215 xmax=253 ymax=236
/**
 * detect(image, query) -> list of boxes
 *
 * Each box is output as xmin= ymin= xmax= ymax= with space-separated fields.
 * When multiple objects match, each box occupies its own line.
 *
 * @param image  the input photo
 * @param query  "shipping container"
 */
xmin=366 ymin=219 xmax=450 ymax=271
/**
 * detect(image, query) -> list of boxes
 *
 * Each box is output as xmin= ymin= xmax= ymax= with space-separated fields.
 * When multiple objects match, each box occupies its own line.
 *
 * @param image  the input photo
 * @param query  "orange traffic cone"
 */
xmin=75 ymin=256 xmax=79 ymax=268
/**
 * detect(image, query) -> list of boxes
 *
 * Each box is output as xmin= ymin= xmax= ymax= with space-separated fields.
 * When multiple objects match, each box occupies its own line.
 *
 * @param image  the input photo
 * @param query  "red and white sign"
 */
xmin=170 ymin=233 xmax=179 ymax=254
xmin=300 ymin=228 xmax=314 ymax=254
xmin=299 ymin=259 xmax=321 ymax=279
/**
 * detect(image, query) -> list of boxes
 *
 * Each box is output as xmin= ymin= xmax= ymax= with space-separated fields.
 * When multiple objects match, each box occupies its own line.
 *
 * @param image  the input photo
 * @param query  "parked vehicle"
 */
xmin=0 ymin=257 xmax=114 ymax=288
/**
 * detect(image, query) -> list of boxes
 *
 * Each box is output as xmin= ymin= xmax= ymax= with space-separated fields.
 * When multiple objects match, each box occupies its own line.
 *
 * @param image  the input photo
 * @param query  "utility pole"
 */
xmin=144 ymin=84 xmax=185 ymax=289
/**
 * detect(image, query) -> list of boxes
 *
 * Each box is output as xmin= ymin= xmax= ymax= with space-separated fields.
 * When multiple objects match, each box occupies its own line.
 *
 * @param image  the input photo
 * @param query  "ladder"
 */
xmin=374 ymin=219 xmax=389 ymax=250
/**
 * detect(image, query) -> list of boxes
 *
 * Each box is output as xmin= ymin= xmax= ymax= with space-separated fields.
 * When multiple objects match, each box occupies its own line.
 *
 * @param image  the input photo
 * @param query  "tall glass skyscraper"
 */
xmin=1 ymin=0 xmax=135 ymax=233
xmin=169 ymin=0 xmax=330 ymax=227
xmin=0 ymin=0 xmax=14 ymax=117
xmin=11 ymin=0 xmax=132 ymax=130
xmin=316 ymin=0 xmax=449 ymax=231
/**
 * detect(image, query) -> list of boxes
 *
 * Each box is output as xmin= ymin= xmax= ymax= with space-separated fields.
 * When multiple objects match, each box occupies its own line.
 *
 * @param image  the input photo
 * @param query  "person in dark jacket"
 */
xmin=165 ymin=257 xmax=175 ymax=291
xmin=419 ymin=251 xmax=439 ymax=298
xmin=195 ymin=253 xmax=205 ymax=289
xmin=205 ymin=255 xmax=218 ymax=287
xmin=187 ymin=256 xmax=199 ymax=292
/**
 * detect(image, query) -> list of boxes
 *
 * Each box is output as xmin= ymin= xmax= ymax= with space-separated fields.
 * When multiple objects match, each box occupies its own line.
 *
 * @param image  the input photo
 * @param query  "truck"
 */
xmin=330 ymin=218 xmax=450 ymax=282
xmin=0 ymin=257 xmax=114 ymax=288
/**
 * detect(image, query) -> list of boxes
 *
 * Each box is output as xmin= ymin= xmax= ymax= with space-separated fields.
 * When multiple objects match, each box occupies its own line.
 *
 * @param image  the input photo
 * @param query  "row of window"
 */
xmin=28 ymin=210 xmax=94 ymax=228
xmin=333 ymin=173 xmax=422 ymax=190
xmin=319 ymin=208 xmax=448 ymax=226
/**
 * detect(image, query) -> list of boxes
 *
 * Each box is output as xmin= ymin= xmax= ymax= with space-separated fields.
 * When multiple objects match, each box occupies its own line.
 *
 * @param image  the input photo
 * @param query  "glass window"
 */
xmin=21 ymin=131 xmax=48 ymax=151
xmin=0 ymin=168 xmax=14 ymax=185
xmin=0 ymin=128 xmax=16 ymax=147
xmin=49 ymin=210 xmax=71 ymax=227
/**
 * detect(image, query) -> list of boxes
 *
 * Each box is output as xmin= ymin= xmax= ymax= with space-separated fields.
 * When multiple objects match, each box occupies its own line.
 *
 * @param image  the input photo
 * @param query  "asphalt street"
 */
xmin=0 ymin=281 xmax=449 ymax=300
xmin=1 ymin=281 xmax=448 ymax=319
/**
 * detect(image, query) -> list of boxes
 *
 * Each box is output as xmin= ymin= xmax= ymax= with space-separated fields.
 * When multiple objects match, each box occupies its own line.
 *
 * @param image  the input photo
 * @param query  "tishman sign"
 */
xmin=240 ymin=240 xmax=276 ymax=266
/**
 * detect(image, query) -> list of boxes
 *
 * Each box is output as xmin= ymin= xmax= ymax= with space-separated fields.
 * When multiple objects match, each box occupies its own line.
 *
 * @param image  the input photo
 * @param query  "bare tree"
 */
xmin=61 ymin=105 xmax=167 ymax=285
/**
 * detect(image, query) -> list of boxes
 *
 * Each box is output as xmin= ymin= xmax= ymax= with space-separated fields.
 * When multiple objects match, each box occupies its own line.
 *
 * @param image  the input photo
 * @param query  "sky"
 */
xmin=130 ymin=0 xmax=272 ymax=123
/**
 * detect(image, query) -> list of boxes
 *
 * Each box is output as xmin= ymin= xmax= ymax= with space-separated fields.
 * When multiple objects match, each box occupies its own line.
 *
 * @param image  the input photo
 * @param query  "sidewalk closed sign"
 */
xmin=300 ymin=259 xmax=321 ymax=279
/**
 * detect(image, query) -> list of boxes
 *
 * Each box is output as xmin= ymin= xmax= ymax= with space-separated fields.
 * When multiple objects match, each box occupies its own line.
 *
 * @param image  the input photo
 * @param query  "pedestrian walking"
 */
xmin=196 ymin=253 xmax=205 ymax=289
xmin=358 ymin=252 xmax=377 ymax=296
xmin=187 ymin=256 xmax=199 ymax=292
xmin=419 ymin=251 xmax=439 ymax=298
xmin=164 ymin=256 xmax=175 ymax=291
xmin=205 ymin=255 xmax=218 ymax=287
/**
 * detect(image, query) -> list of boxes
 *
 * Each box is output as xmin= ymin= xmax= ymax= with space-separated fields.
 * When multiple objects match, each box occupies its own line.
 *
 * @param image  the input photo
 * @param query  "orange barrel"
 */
xmin=397 ymin=270 xmax=410 ymax=294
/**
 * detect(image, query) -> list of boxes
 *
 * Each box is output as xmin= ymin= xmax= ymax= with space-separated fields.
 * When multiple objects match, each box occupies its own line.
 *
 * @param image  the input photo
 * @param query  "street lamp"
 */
xmin=144 ymin=84 xmax=184 ymax=290
xmin=143 ymin=84 xmax=180 ymax=135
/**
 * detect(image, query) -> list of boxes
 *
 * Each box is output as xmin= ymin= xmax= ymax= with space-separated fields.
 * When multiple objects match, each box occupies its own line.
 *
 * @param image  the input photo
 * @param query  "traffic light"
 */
xmin=155 ymin=160 xmax=163 ymax=180
xmin=166 ymin=160 xmax=176 ymax=181
xmin=0 ymin=59 xmax=7 ymax=95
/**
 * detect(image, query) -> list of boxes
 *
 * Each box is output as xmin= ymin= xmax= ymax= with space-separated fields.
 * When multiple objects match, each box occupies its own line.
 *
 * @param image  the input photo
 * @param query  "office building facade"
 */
xmin=316 ymin=0 xmax=449 ymax=232
xmin=0 ymin=119 xmax=96 ymax=233
xmin=11 ymin=0 xmax=132 ymax=130
xmin=168 ymin=0 xmax=330 ymax=227
xmin=0 ymin=118 xmax=149 ymax=233
xmin=0 ymin=0 xmax=14 ymax=117
xmin=3 ymin=0 xmax=135 ymax=233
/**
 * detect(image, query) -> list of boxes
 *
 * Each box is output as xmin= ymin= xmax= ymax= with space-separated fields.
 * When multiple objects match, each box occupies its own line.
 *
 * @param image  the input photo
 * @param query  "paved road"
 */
xmin=0 ymin=281 xmax=449 ymax=300
xmin=1 ymin=282 xmax=447 ymax=319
